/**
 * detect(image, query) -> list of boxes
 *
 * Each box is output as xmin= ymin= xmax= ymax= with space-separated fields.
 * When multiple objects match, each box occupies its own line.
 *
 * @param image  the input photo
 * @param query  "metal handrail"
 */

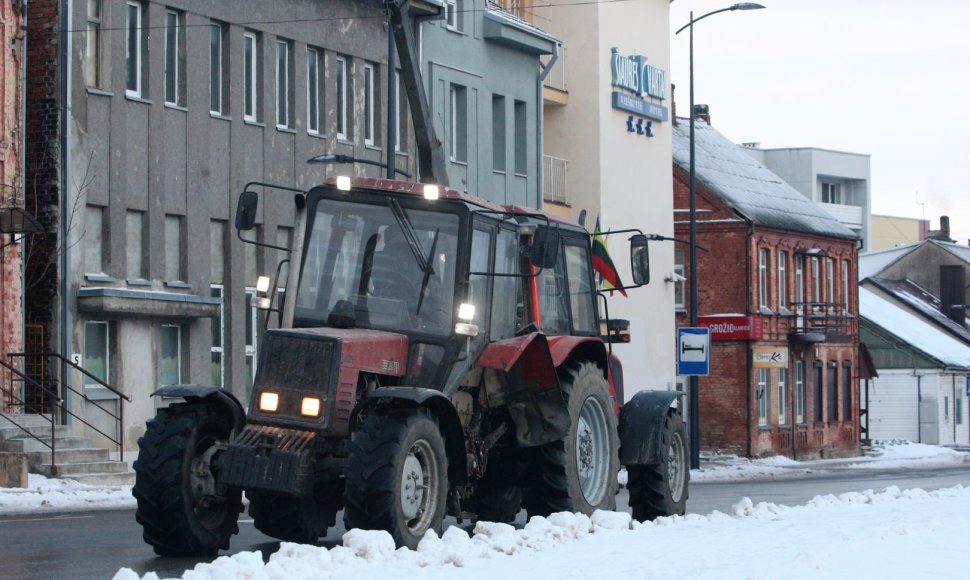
xmin=1 ymin=359 xmax=58 ymax=472
xmin=4 ymin=352 xmax=131 ymax=471
xmin=788 ymin=301 xmax=853 ymax=335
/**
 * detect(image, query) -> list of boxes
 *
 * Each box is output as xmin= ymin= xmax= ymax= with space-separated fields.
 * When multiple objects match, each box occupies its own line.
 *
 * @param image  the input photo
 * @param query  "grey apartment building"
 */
xmin=22 ymin=0 xmax=554 ymax=452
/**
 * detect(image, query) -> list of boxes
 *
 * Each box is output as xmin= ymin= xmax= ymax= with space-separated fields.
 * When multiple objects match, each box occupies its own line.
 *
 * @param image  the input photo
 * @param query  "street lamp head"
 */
xmin=732 ymin=3 xmax=766 ymax=10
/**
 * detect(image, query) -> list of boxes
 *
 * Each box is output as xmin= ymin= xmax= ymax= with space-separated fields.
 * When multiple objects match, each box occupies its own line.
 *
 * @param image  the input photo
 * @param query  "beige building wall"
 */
xmin=537 ymin=0 xmax=676 ymax=397
xmin=871 ymin=214 xmax=928 ymax=251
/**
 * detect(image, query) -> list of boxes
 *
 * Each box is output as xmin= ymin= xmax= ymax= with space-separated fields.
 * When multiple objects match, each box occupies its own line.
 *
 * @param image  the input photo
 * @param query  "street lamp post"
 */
xmin=675 ymin=3 xmax=765 ymax=470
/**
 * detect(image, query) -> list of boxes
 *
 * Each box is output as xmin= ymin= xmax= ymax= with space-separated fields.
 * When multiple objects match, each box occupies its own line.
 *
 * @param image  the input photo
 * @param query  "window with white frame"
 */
xmin=164 ymin=10 xmax=185 ymax=106
xmin=125 ymin=1 xmax=144 ymax=97
xmin=85 ymin=0 xmax=102 ymax=87
xmin=336 ymin=56 xmax=348 ymax=140
xmin=445 ymin=0 xmax=459 ymax=29
xmin=209 ymin=22 xmax=228 ymax=114
xmin=276 ymin=39 xmax=294 ymax=128
xmin=778 ymin=250 xmax=788 ymax=311
xmin=821 ymin=182 xmax=842 ymax=204
xmin=364 ymin=63 xmax=376 ymax=146
xmin=307 ymin=47 xmax=321 ymax=134
xmin=795 ymin=360 xmax=806 ymax=424
xmin=210 ymin=285 xmax=224 ymax=387
xmin=778 ymin=365 xmax=788 ymax=425
xmin=827 ymin=258 xmax=835 ymax=305
xmin=160 ymin=324 xmax=182 ymax=385
xmin=450 ymin=84 xmax=468 ymax=162
xmin=842 ymin=260 xmax=850 ymax=311
xmin=795 ymin=255 xmax=805 ymax=308
xmin=811 ymin=256 xmax=820 ymax=304
xmin=758 ymin=248 xmax=769 ymax=309
xmin=674 ymin=248 xmax=685 ymax=309
xmin=84 ymin=321 xmax=110 ymax=387
xmin=244 ymin=31 xmax=260 ymax=122
xmin=758 ymin=368 xmax=770 ymax=427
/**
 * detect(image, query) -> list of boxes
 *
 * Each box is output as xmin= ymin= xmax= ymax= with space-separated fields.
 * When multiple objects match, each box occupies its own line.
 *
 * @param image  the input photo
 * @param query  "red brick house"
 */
xmin=672 ymin=117 xmax=860 ymax=459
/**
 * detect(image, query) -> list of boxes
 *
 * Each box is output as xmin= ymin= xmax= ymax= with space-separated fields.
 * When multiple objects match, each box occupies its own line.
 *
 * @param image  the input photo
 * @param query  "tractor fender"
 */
xmin=151 ymin=384 xmax=247 ymax=433
xmin=355 ymin=387 xmax=467 ymax=485
xmin=617 ymin=390 xmax=685 ymax=466
xmin=547 ymin=336 xmax=608 ymax=378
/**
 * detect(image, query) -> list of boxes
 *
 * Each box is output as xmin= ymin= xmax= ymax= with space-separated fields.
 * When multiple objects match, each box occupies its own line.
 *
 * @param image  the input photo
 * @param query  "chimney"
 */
xmin=941 ymin=215 xmax=950 ymax=239
xmin=692 ymin=104 xmax=710 ymax=125
xmin=927 ymin=215 xmax=955 ymax=243
xmin=939 ymin=265 xmax=967 ymax=326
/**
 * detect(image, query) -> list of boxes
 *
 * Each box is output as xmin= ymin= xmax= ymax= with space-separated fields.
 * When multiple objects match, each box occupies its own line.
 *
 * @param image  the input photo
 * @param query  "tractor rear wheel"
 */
xmin=627 ymin=408 xmax=689 ymax=521
xmin=133 ymin=403 xmax=242 ymax=556
xmin=523 ymin=361 xmax=619 ymax=518
xmin=343 ymin=408 xmax=448 ymax=549
xmin=247 ymin=481 xmax=343 ymax=543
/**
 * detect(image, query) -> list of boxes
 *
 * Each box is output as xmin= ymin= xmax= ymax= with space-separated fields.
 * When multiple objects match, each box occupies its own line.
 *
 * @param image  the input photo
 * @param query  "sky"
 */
xmin=1 ymin=441 xmax=968 ymax=578
xmin=667 ymin=0 xmax=970 ymax=246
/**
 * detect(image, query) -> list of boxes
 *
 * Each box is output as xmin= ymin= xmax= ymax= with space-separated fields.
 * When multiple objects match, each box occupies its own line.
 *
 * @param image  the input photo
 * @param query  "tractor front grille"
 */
xmin=218 ymin=424 xmax=316 ymax=497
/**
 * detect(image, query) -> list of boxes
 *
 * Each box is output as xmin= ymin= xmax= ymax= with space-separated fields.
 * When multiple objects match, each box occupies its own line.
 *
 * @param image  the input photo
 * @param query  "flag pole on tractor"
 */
xmin=592 ymin=219 xmax=627 ymax=297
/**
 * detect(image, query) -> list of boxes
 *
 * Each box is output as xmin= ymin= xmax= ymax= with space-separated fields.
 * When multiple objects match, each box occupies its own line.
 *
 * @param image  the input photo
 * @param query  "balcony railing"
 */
xmin=542 ymin=155 xmax=568 ymax=205
xmin=788 ymin=302 xmax=853 ymax=343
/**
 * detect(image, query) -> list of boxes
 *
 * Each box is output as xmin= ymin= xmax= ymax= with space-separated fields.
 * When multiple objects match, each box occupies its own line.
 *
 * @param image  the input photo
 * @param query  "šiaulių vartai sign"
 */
xmin=610 ymin=50 xmax=668 ymax=122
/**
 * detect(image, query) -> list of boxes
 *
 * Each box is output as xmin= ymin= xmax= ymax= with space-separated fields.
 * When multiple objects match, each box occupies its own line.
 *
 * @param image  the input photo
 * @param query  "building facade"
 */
xmin=674 ymin=118 xmax=861 ymax=458
xmin=870 ymin=214 xmax=929 ymax=251
xmin=741 ymin=144 xmax=872 ymax=251
xmin=23 ymin=0 xmax=552 ymax=452
xmin=531 ymin=0 xmax=678 ymax=399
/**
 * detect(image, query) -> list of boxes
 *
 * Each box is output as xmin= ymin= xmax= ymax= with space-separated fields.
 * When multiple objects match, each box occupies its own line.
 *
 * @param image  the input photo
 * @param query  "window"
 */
xmin=126 ymin=210 xmax=145 ymax=280
xmin=210 ymin=22 xmax=228 ymax=114
xmin=842 ymin=361 xmax=852 ymax=421
xmin=492 ymin=228 xmax=523 ymax=341
xmin=276 ymin=39 xmax=294 ymax=127
xmin=957 ymin=395 xmax=964 ymax=426
xmin=811 ymin=257 xmax=820 ymax=304
xmin=758 ymin=368 xmax=770 ymax=427
xmin=307 ymin=48 xmax=322 ymax=134
xmin=165 ymin=215 xmax=184 ymax=281
xmin=450 ymin=84 xmax=467 ymax=162
xmin=394 ymin=70 xmax=406 ymax=152
xmin=336 ymin=56 xmax=348 ymax=140
xmin=210 ymin=285 xmax=224 ymax=387
xmin=814 ymin=361 xmax=823 ymax=422
xmin=795 ymin=360 xmax=806 ymax=424
xmin=125 ymin=1 xmax=144 ymax=96
xmin=84 ymin=321 xmax=109 ymax=386
xmin=827 ymin=361 xmax=838 ymax=422
xmin=164 ymin=10 xmax=185 ymax=106
xmin=539 ymin=244 xmax=570 ymax=335
xmin=244 ymin=31 xmax=260 ymax=121
xmin=445 ymin=0 xmax=459 ymax=29
xmin=565 ymin=243 xmax=596 ymax=334
xmin=85 ymin=205 xmax=105 ymax=275
xmin=778 ymin=366 xmax=788 ymax=425
xmin=210 ymin=220 xmax=226 ymax=284
xmin=778 ymin=250 xmax=788 ymax=311
xmin=821 ymin=182 xmax=841 ymax=204
xmin=492 ymin=95 xmax=506 ymax=172
xmin=674 ymin=248 xmax=685 ymax=309
xmin=160 ymin=324 xmax=182 ymax=385
xmin=85 ymin=0 xmax=102 ymax=87
xmin=842 ymin=260 xmax=850 ymax=311
xmin=795 ymin=255 xmax=805 ymax=308
xmin=514 ymin=100 xmax=527 ymax=175
xmin=758 ymin=248 xmax=769 ymax=309
xmin=826 ymin=258 xmax=835 ymax=305
xmin=364 ymin=63 xmax=376 ymax=145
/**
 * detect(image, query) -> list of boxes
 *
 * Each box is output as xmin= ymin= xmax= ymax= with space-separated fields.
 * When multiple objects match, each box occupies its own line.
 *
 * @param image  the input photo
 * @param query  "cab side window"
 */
xmin=539 ymin=242 xmax=570 ymax=335
xmin=564 ymin=241 xmax=596 ymax=334
xmin=491 ymin=226 xmax=526 ymax=340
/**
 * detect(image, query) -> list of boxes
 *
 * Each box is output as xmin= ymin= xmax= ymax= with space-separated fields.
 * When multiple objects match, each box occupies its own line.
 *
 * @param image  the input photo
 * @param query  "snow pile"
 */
xmin=114 ymin=485 xmax=970 ymax=580
xmin=0 ymin=473 xmax=135 ymax=515
xmin=847 ymin=440 xmax=970 ymax=469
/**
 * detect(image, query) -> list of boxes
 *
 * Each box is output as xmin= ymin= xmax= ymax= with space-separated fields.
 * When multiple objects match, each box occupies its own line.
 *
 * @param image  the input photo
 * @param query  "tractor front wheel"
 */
xmin=133 ymin=403 xmax=242 ymax=556
xmin=343 ymin=408 xmax=448 ymax=549
xmin=627 ymin=408 xmax=689 ymax=521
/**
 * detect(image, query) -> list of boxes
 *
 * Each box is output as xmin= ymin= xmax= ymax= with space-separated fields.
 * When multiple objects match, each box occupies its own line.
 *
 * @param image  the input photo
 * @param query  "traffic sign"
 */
xmin=677 ymin=327 xmax=710 ymax=376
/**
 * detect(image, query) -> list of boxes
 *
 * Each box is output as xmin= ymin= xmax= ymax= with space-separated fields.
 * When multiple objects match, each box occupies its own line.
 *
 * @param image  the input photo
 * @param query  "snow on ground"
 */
xmin=0 ymin=473 xmax=135 ymax=515
xmin=111 ymin=485 xmax=970 ymax=580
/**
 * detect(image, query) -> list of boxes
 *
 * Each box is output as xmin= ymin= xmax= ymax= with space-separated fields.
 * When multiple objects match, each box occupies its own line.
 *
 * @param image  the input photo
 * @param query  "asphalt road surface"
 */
xmin=1 ymin=465 xmax=967 ymax=580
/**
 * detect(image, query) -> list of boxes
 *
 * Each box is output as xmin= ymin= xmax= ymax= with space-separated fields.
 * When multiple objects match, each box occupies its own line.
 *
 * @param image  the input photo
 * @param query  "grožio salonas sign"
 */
xmin=610 ymin=49 xmax=668 ymax=123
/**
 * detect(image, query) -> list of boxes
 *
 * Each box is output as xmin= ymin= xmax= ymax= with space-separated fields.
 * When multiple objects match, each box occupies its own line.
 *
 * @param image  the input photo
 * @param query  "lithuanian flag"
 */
xmin=592 ymin=222 xmax=627 ymax=297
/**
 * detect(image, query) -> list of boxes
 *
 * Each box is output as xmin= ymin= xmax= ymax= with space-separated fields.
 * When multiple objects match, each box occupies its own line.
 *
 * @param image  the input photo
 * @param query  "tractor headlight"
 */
xmin=301 ymin=397 xmax=322 ymax=417
xmin=258 ymin=391 xmax=280 ymax=412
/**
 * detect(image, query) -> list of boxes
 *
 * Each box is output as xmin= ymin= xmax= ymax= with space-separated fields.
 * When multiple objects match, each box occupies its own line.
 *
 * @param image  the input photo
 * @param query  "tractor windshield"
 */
xmin=294 ymin=197 xmax=459 ymax=336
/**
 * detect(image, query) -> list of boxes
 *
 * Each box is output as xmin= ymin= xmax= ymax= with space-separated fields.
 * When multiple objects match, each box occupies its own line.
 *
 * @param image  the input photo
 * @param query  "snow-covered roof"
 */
xmin=859 ymin=243 xmax=919 ymax=279
xmin=867 ymin=277 xmax=970 ymax=343
xmin=484 ymin=1 xmax=557 ymax=44
xmin=672 ymin=119 xmax=858 ymax=241
xmin=860 ymin=287 xmax=970 ymax=369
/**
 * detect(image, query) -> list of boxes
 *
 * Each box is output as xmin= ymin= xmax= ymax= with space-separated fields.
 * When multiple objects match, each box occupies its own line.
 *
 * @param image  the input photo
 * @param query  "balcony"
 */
xmin=542 ymin=155 xmax=568 ymax=205
xmin=788 ymin=302 xmax=853 ymax=343
xmin=818 ymin=202 xmax=863 ymax=229
xmin=542 ymin=45 xmax=568 ymax=106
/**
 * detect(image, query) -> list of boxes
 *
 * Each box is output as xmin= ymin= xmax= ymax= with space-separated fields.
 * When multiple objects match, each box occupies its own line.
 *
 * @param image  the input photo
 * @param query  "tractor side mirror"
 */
xmin=235 ymin=191 xmax=259 ymax=232
xmin=530 ymin=225 xmax=560 ymax=270
xmin=630 ymin=234 xmax=650 ymax=285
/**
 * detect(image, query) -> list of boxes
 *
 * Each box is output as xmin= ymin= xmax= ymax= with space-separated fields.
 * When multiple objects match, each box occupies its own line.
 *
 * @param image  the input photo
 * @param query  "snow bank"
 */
xmin=0 ymin=473 xmax=135 ymax=515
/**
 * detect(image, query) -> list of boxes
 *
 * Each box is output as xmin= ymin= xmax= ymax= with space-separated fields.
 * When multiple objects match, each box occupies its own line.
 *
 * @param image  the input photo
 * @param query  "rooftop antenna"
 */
xmin=915 ymin=191 xmax=925 ymax=220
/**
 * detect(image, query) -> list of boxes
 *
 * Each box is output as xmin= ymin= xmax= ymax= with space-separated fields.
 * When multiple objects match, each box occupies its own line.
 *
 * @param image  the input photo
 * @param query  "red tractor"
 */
xmin=132 ymin=177 xmax=689 ymax=555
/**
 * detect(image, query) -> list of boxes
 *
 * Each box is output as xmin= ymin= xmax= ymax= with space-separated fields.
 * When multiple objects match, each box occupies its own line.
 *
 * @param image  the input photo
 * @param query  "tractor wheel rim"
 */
xmin=576 ymin=395 xmax=610 ymax=505
xmin=667 ymin=430 xmax=687 ymax=503
xmin=189 ymin=436 xmax=227 ymax=529
xmin=400 ymin=439 xmax=438 ymax=530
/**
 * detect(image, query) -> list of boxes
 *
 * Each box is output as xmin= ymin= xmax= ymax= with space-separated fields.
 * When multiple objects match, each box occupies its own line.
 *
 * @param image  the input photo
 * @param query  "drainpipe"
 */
xmin=59 ymin=0 xmax=73 ymax=423
xmin=536 ymin=43 xmax=558 ymax=209
xmin=745 ymin=222 xmax=754 ymax=456
xmin=916 ymin=374 xmax=922 ymax=443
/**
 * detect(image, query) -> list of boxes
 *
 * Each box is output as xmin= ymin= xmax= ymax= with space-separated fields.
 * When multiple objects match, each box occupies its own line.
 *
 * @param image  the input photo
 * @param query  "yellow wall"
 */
xmin=871 ymin=215 xmax=926 ymax=251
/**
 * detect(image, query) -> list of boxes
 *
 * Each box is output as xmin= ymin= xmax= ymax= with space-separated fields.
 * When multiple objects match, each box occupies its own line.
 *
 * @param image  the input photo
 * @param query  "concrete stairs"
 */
xmin=0 ymin=413 xmax=135 ymax=486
